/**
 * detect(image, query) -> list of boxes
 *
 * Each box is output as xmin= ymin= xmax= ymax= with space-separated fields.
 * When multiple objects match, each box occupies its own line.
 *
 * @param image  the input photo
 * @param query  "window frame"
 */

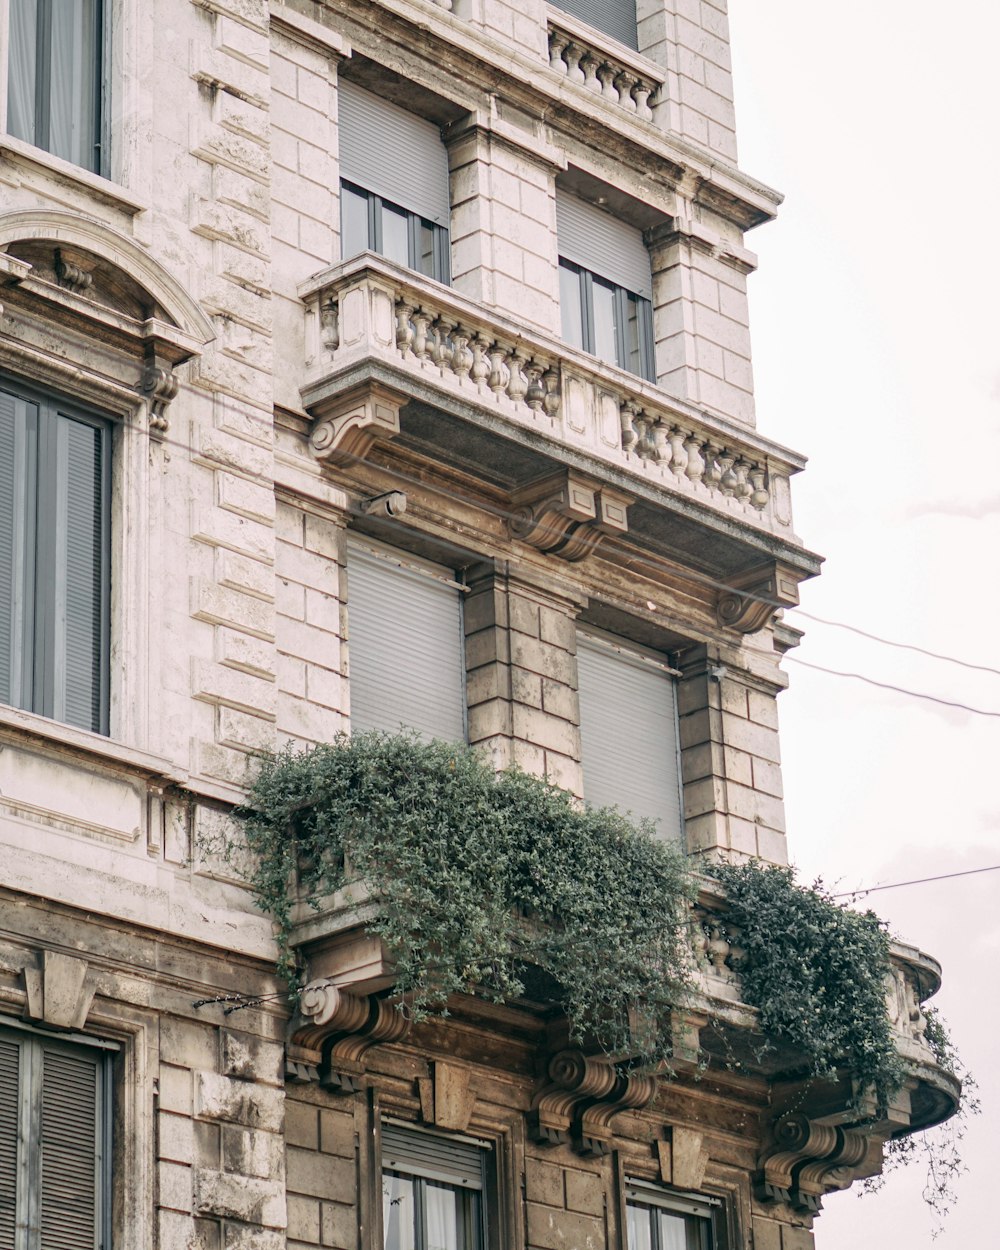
xmin=341 ymin=179 xmax=451 ymax=283
xmin=4 ymin=0 xmax=111 ymax=177
xmin=0 ymin=376 xmax=113 ymax=736
xmin=0 ymin=1019 xmax=117 ymax=1250
xmin=624 ymin=1179 xmax=721 ymax=1250
xmin=559 ymin=258 xmax=655 ymax=381
xmin=380 ymin=1120 xmax=491 ymax=1250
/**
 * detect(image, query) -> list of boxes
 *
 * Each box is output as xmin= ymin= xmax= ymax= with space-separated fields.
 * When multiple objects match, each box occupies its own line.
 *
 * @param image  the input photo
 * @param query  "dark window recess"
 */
xmin=550 ymin=0 xmax=638 ymax=50
xmin=6 ymin=0 xmax=108 ymax=175
xmin=0 ymin=382 xmax=112 ymax=734
xmin=0 ymin=1025 xmax=115 ymax=1250
xmin=560 ymin=259 xmax=655 ymax=381
xmin=381 ymin=1123 xmax=488 ymax=1250
xmin=342 ymin=181 xmax=450 ymax=283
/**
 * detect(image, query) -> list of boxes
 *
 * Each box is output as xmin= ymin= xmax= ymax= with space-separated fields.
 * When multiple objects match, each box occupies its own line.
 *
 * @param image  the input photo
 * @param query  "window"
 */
xmin=5 ymin=0 xmax=108 ymax=175
xmin=556 ymin=192 xmax=654 ymax=381
xmin=576 ymin=631 xmax=682 ymax=838
xmin=551 ymin=0 xmax=638 ymax=51
xmin=0 ymin=381 xmax=112 ymax=735
xmin=0 ymin=1023 xmax=115 ymax=1250
xmin=339 ymin=81 xmax=451 ymax=283
xmin=382 ymin=1123 xmax=487 ymax=1250
xmin=626 ymin=1182 xmax=719 ymax=1250
xmin=347 ymin=539 xmax=466 ymax=743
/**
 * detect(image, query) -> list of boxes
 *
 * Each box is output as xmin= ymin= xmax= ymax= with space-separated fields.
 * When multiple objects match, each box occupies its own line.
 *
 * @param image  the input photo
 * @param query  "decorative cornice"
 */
xmin=756 ymin=1113 xmax=870 ymax=1213
xmin=308 ymin=383 xmax=404 ymax=467
xmin=287 ymin=979 xmax=410 ymax=1090
xmin=716 ymin=562 xmax=801 ymax=634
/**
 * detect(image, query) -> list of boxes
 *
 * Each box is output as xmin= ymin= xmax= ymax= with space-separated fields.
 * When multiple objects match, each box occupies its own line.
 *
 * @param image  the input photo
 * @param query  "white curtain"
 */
xmin=423 ymin=1183 xmax=458 ymax=1250
xmin=50 ymin=0 xmax=98 ymax=168
xmin=7 ymin=0 xmax=39 ymax=145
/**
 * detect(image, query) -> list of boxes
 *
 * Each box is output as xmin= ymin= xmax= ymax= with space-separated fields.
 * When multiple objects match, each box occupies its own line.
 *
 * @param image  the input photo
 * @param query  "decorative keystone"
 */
xmin=309 ymin=384 xmax=404 ymax=467
xmin=23 ymin=951 xmax=95 ymax=1030
xmin=716 ymin=562 xmax=801 ymax=634
xmin=509 ymin=470 xmax=632 ymax=562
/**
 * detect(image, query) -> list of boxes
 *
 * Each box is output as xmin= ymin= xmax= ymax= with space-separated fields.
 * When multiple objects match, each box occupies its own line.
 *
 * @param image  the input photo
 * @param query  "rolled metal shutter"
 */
xmin=576 ymin=632 xmax=683 ymax=839
xmin=347 ymin=541 xmax=466 ymax=743
xmin=382 ymin=1123 xmax=486 ymax=1188
xmin=39 ymin=1043 xmax=104 ymax=1250
xmin=0 ymin=1037 xmax=20 ymax=1249
xmin=550 ymin=0 xmax=638 ymax=50
xmin=339 ymin=80 xmax=451 ymax=226
xmin=556 ymin=191 xmax=651 ymax=298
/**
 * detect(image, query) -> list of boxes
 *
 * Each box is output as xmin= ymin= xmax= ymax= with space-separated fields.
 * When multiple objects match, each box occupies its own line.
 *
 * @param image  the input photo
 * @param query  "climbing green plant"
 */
xmin=232 ymin=731 xmax=697 ymax=1065
xmin=706 ymin=860 xmax=906 ymax=1114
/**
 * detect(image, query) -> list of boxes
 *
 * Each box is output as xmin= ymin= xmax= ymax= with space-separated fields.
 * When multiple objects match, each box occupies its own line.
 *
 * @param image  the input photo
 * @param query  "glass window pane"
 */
xmin=657 ymin=1209 xmax=691 ymax=1250
xmin=342 ymin=185 xmax=371 ymax=260
xmin=381 ymin=203 xmax=410 ymax=267
xmin=383 ymin=1173 xmax=416 ymax=1250
xmin=560 ymin=263 xmax=584 ymax=349
xmin=626 ymin=1204 xmax=652 ymax=1250
xmin=419 ymin=221 xmax=437 ymax=278
xmin=591 ymin=277 xmax=618 ymax=367
xmin=424 ymin=1182 xmax=459 ymax=1250
xmin=49 ymin=0 xmax=100 ymax=170
xmin=8 ymin=0 xmax=39 ymax=146
xmin=626 ymin=293 xmax=642 ymax=374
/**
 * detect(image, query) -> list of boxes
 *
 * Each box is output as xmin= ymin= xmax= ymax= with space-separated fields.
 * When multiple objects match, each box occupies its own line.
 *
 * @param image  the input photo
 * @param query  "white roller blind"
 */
xmin=550 ymin=0 xmax=638 ymax=51
xmin=382 ymin=1123 xmax=486 ymax=1188
xmin=576 ymin=632 xmax=683 ymax=839
xmin=556 ymin=191 xmax=652 ymax=299
xmin=339 ymin=80 xmax=451 ymax=226
xmin=347 ymin=541 xmax=466 ymax=743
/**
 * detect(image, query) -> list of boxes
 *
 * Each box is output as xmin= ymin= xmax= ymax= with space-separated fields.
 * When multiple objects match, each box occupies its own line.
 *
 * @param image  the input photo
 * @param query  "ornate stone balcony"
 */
xmin=546 ymin=9 xmax=665 ymax=123
xmin=298 ymin=254 xmax=819 ymax=621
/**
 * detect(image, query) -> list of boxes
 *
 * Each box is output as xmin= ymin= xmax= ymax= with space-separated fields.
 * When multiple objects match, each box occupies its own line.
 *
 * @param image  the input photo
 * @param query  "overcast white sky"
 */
xmin=726 ymin=1 xmax=1000 ymax=1244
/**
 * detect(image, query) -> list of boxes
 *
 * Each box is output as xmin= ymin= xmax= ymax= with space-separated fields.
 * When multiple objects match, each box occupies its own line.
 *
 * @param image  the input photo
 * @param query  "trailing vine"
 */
xmin=706 ymin=860 xmax=905 ymax=1114
xmin=232 ymin=731 xmax=697 ymax=1065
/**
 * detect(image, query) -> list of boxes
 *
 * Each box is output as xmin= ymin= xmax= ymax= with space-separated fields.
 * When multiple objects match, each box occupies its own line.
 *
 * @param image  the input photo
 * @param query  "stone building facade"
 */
xmin=0 ymin=4 xmax=956 ymax=1250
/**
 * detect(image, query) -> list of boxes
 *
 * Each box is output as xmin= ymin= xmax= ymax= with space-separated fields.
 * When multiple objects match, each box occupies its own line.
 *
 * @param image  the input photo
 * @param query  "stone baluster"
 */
xmin=705 ymin=921 xmax=732 ymax=978
xmin=451 ymin=327 xmax=473 ymax=379
xmin=320 ymin=297 xmax=339 ymax=353
xmin=669 ymin=427 xmax=687 ymax=476
xmin=525 ymin=361 xmax=545 ymax=411
xmin=633 ymin=79 xmax=654 ymax=121
xmin=581 ymin=52 xmax=602 ymax=93
xmin=735 ymin=459 xmax=752 ymax=503
xmin=395 ymin=301 xmax=414 ymax=354
xmin=749 ymin=466 xmax=769 ymax=511
xmin=615 ymin=70 xmax=638 ymax=112
xmin=488 ymin=345 xmax=509 ymax=399
xmin=651 ymin=419 xmax=669 ymax=463
xmin=684 ymin=434 xmax=705 ymax=483
xmin=542 ymin=365 xmax=561 ymax=416
xmin=597 ymin=63 xmax=620 ymax=104
xmin=718 ymin=450 xmax=738 ymax=496
xmin=470 ymin=334 xmax=490 ymax=388
xmin=704 ymin=442 xmax=722 ymax=492
xmin=564 ymin=43 xmax=586 ymax=85
xmin=549 ymin=30 xmax=569 ymax=74
xmin=432 ymin=317 xmax=453 ymax=370
xmin=412 ymin=308 xmax=433 ymax=362
xmin=620 ymin=400 xmax=639 ymax=455
xmin=507 ymin=347 xmax=528 ymax=405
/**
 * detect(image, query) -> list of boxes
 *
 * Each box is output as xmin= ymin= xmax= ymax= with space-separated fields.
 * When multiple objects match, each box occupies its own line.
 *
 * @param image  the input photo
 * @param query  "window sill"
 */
xmin=0 ymin=704 xmax=185 ymax=783
xmin=0 ymin=135 xmax=148 ymax=216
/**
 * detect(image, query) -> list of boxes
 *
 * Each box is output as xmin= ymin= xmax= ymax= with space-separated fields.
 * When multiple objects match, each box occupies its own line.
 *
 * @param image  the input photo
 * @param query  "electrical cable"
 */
xmin=793 ymin=611 xmax=1000 ymax=678
xmin=832 ymin=863 xmax=1000 ymax=900
xmin=784 ymin=657 xmax=1000 ymax=718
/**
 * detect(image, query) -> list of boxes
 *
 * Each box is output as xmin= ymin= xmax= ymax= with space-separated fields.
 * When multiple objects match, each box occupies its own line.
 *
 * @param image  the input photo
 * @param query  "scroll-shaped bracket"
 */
xmin=23 ymin=951 xmax=95 ymax=1030
xmin=286 ymin=979 xmax=410 ymax=1091
xmin=528 ymin=1049 xmax=657 ymax=1155
xmin=716 ymin=561 xmax=801 ymax=635
xmin=309 ymin=383 xmax=404 ymax=467
xmin=138 ymin=346 xmax=179 ymax=434
xmin=756 ymin=1113 xmax=872 ymax=1213
xmin=509 ymin=470 xmax=632 ymax=563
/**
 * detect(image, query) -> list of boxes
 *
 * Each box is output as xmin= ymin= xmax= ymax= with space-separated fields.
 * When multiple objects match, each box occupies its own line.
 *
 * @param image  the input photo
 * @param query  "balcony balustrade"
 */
xmin=546 ymin=11 xmax=664 ymax=123
xmin=299 ymin=254 xmax=806 ymax=557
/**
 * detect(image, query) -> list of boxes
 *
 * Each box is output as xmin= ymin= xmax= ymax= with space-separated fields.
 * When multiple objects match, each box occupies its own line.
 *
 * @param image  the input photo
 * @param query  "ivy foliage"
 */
xmin=234 ymin=731 xmax=697 ymax=1064
xmin=707 ymin=860 xmax=905 ymax=1114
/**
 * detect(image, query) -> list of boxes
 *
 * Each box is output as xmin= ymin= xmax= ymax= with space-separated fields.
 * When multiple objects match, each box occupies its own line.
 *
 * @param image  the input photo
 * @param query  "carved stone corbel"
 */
xmin=287 ymin=979 xmax=410 ymax=1091
xmin=528 ymin=1049 xmax=657 ymax=1154
xmin=23 ymin=951 xmax=95 ymax=1030
xmin=309 ymin=383 xmax=404 ymax=467
xmin=716 ymin=562 xmax=801 ymax=634
xmin=138 ymin=348 xmax=180 ymax=434
xmin=756 ymin=1113 xmax=870 ymax=1212
xmin=509 ymin=470 xmax=631 ymax=562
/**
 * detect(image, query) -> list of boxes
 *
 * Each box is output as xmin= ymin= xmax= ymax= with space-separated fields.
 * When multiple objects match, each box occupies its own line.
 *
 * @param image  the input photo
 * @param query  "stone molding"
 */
xmin=528 ymin=1048 xmax=656 ymax=1155
xmin=509 ymin=469 xmax=632 ymax=562
xmin=286 ymin=979 xmax=410 ymax=1090
xmin=756 ymin=1113 xmax=870 ymax=1213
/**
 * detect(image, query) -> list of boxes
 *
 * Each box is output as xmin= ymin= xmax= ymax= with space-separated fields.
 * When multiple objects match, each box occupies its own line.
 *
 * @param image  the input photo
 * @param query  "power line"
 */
xmin=832 ymin=864 xmax=1000 ymax=900
xmin=784 ymin=657 xmax=1000 ymax=718
xmin=794 ymin=611 xmax=1000 ymax=678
